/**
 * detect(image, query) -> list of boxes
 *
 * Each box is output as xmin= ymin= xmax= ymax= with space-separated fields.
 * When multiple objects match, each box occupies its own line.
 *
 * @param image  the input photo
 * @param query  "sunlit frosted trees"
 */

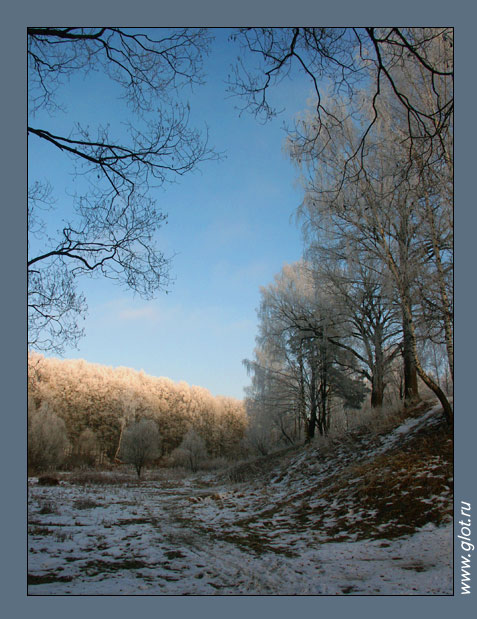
xmin=27 ymin=353 xmax=248 ymax=465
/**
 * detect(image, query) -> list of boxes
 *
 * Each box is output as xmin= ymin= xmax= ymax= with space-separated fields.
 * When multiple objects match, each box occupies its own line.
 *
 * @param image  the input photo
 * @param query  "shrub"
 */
xmin=67 ymin=471 xmax=132 ymax=485
xmin=38 ymin=499 xmax=59 ymax=514
xmin=73 ymin=497 xmax=102 ymax=510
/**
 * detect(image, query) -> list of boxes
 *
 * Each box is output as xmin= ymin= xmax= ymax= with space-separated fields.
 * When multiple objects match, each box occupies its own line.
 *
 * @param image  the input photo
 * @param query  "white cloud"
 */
xmin=94 ymin=298 xmax=164 ymax=325
xmin=117 ymin=306 xmax=161 ymax=323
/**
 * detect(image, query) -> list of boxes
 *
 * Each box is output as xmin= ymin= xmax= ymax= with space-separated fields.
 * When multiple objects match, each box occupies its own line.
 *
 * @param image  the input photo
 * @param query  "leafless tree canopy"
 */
xmin=28 ymin=28 xmax=217 ymax=352
xmin=229 ymin=27 xmax=453 ymax=178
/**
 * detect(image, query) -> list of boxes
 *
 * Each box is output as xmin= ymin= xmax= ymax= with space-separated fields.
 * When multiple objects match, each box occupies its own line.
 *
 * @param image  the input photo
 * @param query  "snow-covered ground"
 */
xmin=28 ymin=402 xmax=453 ymax=595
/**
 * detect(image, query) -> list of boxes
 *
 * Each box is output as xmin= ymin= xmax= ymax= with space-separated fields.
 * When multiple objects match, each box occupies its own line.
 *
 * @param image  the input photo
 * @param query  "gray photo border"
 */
xmin=4 ymin=1 xmax=474 ymax=616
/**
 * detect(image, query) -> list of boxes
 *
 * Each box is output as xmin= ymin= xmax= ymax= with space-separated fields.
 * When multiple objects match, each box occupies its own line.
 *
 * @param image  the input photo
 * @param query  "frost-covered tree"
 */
xmin=230 ymin=27 xmax=452 ymax=421
xmin=245 ymin=262 xmax=367 ymax=441
xmin=287 ymin=91 xmax=453 ymax=421
xmin=28 ymin=403 xmax=70 ymax=472
xmin=118 ymin=419 xmax=161 ymax=478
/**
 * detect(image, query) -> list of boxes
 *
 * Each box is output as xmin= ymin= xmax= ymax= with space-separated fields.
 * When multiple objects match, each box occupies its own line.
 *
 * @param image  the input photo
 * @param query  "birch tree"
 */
xmin=245 ymin=262 xmax=366 ymax=441
xmin=287 ymin=92 xmax=453 ymax=422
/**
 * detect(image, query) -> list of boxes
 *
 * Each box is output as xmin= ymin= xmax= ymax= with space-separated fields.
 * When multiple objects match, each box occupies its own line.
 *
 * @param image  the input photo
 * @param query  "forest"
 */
xmin=28 ymin=352 xmax=248 ymax=472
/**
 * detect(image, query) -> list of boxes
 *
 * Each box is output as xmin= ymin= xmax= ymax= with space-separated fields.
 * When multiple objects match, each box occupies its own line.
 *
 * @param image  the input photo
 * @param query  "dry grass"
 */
xmin=308 ymin=417 xmax=452 ymax=540
xmin=309 ymin=398 xmax=438 ymax=458
xmin=324 ymin=423 xmax=453 ymax=539
xmin=38 ymin=500 xmax=59 ymax=515
xmin=226 ymin=445 xmax=302 ymax=483
xmin=64 ymin=471 xmax=136 ymax=486
xmin=28 ymin=573 xmax=73 ymax=585
xmin=73 ymin=497 xmax=103 ymax=510
xmin=37 ymin=475 xmax=60 ymax=486
xmin=221 ymin=401 xmax=452 ymax=545
xmin=328 ymin=397 xmax=434 ymax=440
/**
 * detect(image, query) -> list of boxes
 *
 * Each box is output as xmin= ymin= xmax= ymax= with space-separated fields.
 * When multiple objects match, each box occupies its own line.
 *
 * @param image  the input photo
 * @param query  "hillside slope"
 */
xmin=211 ymin=399 xmax=453 ymax=546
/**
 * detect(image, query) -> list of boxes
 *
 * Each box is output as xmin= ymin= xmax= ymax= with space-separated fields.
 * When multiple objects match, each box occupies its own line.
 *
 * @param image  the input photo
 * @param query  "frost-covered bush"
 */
xmin=118 ymin=419 xmax=161 ymax=477
xmin=28 ymin=404 xmax=70 ymax=472
xmin=171 ymin=429 xmax=208 ymax=472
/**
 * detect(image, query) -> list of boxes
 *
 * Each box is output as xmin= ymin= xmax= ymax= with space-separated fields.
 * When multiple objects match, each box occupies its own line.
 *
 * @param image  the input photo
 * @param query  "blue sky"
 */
xmin=28 ymin=28 xmax=315 ymax=399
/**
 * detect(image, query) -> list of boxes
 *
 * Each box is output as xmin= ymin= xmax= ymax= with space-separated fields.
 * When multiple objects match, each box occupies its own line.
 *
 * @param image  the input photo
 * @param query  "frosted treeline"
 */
xmin=28 ymin=352 xmax=248 ymax=465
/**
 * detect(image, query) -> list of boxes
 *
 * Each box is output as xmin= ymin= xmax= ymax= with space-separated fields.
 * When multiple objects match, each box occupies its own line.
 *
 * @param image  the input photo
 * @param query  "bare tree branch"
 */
xmin=28 ymin=27 xmax=217 ymax=353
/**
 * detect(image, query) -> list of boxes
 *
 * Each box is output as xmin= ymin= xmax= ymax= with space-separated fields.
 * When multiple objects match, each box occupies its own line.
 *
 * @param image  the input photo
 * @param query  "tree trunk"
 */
xmin=115 ymin=418 xmax=126 ymax=461
xmin=371 ymin=206 xmax=452 ymax=424
xmin=414 ymin=359 xmax=453 ymax=424
xmin=298 ymin=348 xmax=308 ymax=436
xmin=371 ymin=335 xmax=386 ymax=407
xmin=371 ymin=375 xmax=385 ymax=407
xmin=320 ymin=352 xmax=329 ymax=435
xmin=307 ymin=363 xmax=318 ymax=440
xmin=386 ymin=233 xmax=452 ymax=423
xmin=402 ymin=334 xmax=419 ymax=404
xmin=424 ymin=192 xmax=454 ymax=381
xmin=401 ymin=289 xmax=419 ymax=405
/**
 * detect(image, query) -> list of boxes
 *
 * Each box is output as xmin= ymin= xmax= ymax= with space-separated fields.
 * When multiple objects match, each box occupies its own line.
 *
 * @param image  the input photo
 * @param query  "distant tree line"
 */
xmin=28 ymin=352 xmax=247 ymax=471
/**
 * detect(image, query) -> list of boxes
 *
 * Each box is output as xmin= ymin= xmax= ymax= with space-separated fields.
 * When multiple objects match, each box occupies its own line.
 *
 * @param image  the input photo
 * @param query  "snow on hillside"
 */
xmin=28 ymin=401 xmax=453 ymax=595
